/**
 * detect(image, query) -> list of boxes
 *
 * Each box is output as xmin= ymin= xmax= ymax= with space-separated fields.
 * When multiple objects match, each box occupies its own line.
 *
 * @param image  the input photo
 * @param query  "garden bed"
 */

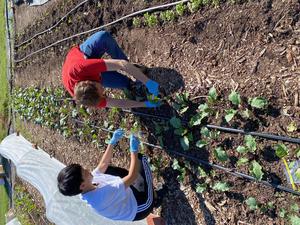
xmin=12 ymin=0 xmax=300 ymax=224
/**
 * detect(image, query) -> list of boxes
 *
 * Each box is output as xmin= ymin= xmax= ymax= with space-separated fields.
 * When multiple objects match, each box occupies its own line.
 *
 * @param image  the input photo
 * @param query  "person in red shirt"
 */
xmin=62 ymin=31 xmax=160 ymax=109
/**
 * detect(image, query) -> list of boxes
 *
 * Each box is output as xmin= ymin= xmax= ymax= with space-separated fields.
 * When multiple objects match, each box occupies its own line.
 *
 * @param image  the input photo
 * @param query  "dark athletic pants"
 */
xmin=104 ymin=154 xmax=154 ymax=221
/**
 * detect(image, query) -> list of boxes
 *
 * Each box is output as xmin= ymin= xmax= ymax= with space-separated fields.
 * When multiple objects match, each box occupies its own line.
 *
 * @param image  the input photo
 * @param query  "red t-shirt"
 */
xmin=62 ymin=46 xmax=107 ymax=108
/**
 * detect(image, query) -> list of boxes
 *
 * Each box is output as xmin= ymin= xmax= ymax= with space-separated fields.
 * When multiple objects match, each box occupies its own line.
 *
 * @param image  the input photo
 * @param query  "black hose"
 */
xmin=122 ymin=109 xmax=300 ymax=145
xmin=15 ymin=0 xmax=89 ymax=48
xmin=73 ymin=118 xmax=300 ymax=196
xmin=14 ymin=0 xmax=189 ymax=62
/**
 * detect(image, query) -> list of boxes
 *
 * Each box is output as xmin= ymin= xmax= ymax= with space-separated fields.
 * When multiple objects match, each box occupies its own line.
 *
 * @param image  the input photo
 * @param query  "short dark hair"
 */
xmin=57 ymin=164 xmax=83 ymax=196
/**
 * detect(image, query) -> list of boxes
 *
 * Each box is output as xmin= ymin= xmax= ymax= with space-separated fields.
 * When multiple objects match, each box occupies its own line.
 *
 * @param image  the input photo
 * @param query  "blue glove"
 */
xmin=144 ymin=101 xmax=161 ymax=108
xmin=130 ymin=134 xmax=140 ymax=153
xmin=145 ymin=80 xmax=159 ymax=96
xmin=109 ymin=129 xmax=124 ymax=145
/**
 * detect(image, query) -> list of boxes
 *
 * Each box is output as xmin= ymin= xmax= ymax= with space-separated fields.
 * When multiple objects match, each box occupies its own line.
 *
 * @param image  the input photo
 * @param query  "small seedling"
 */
xmin=144 ymin=13 xmax=158 ymax=27
xmin=214 ymin=147 xmax=228 ymax=162
xmin=228 ymin=91 xmax=241 ymax=106
xmin=245 ymin=197 xmax=259 ymax=210
xmin=225 ymin=109 xmax=237 ymax=123
xmin=196 ymin=183 xmax=207 ymax=193
xmin=275 ymin=143 xmax=288 ymax=158
xmin=207 ymin=87 xmax=218 ymax=104
xmin=176 ymin=3 xmax=187 ymax=16
xmin=132 ymin=17 xmax=141 ymax=27
xmin=212 ymin=182 xmax=230 ymax=192
xmin=248 ymin=97 xmax=268 ymax=109
xmin=250 ymin=160 xmax=264 ymax=181
xmin=244 ymin=135 xmax=257 ymax=152
xmin=237 ymin=157 xmax=249 ymax=166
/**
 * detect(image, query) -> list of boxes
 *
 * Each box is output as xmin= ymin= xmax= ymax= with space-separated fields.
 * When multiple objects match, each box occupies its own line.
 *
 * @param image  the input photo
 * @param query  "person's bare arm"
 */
xmin=104 ymin=59 xmax=149 ymax=84
xmin=96 ymin=144 xmax=114 ymax=173
xmin=106 ymin=97 xmax=146 ymax=108
xmin=122 ymin=152 xmax=140 ymax=188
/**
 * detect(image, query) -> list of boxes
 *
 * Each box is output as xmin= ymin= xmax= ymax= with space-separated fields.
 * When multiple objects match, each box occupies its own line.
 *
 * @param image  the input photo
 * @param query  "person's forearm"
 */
xmin=122 ymin=63 xmax=149 ymax=84
xmin=106 ymin=98 xmax=145 ymax=108
xmin=97 ymin=144 xmax=114 ymax=173
xmin=104 ymin=59 xmax=149 ymax=84
xmin=123 ymin=153 xmax=139 ymax=188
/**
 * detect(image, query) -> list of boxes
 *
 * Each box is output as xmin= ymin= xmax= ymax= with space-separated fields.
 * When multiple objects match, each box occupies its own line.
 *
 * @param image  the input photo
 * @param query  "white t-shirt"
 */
xmin=80 ymin=168 xmax=138 ymax=221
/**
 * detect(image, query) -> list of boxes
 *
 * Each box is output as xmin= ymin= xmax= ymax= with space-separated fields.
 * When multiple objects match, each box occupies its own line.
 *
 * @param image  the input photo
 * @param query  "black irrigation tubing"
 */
xmin=14 ymin=0 xmax=189 ymax=63
xmin=122 ymin=109 xmax=300 ymax=145
xmin=72 ymin=118 xmax=300 ymax=196
xmin=15 ymin=0 xmax=89 ymax=48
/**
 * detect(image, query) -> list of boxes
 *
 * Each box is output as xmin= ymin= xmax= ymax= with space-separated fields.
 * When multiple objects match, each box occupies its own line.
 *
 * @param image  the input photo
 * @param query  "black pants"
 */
xmin=104 ymin=154 xmax=154 ymax=221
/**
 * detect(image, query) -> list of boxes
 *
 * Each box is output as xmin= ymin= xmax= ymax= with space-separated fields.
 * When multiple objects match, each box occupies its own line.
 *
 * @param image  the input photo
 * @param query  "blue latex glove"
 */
xmin=144 ymin=101 xmax=161 ymax=108
xmin=130 ymin=134 xmax=140 ymax=153
xmin=109 ymin=129 xmax=124 ymax=145
xmin=145 ymin=80 xmax=159 ymax=96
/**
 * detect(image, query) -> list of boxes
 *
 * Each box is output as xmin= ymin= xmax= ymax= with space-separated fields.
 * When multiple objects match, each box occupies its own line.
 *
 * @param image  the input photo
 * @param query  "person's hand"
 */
xmin=109 ymin=129 xmax=124 ymax=145
xmin=145 ymin=80 xmax=159 ymax=96
xmin=144 ymin=101 xmax=161 ymax=108
xmin=130 ymin=134 xmax=140 ymax=153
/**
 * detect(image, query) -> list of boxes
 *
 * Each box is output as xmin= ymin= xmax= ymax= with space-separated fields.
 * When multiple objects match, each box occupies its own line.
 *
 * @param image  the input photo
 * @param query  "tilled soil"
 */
xmin=12 ymin=0 xmax=300 ymax=224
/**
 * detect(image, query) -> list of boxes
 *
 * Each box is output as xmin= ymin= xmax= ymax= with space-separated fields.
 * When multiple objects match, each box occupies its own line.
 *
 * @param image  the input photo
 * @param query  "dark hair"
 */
xmin=57 ymin=164 xmax=83 ymax=196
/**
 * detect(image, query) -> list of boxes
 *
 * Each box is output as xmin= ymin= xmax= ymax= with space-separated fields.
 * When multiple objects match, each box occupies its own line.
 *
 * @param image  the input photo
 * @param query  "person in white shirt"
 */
xmin=57 ymin=129 xmax=155 ymax=221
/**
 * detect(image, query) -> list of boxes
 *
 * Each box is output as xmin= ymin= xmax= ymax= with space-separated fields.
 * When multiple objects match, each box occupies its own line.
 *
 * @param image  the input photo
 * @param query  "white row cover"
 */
xmin=0 ymin=133 xmax=147 ymax=225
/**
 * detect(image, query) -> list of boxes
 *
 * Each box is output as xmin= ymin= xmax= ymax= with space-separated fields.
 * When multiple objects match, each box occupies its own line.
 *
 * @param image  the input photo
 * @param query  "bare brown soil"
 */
xmin=12 ymin=0 xmax=300 ymax=224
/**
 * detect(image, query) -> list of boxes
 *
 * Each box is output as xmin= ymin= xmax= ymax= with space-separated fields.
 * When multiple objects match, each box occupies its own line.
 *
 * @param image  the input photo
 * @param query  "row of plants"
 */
xmin=12 ymin=86 xmax=300 ymax=223
xmin=133 ymin=0 xmax=247 ymax=28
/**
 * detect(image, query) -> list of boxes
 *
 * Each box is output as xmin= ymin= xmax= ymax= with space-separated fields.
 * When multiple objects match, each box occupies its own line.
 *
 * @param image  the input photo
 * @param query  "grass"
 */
xmin=0 ymin=0 xmax=10 ymax=222
xmin=0 ymin=184 xmax=9 ymax=224
xmin=0 ymin=0 xmax=9 ymax=141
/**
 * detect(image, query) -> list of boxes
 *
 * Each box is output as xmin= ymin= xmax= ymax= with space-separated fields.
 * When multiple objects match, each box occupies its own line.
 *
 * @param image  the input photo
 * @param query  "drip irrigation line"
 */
xmin=15 ymin=0 xmax=189 ymax=63
xmin=72 ymin=118 xmax=300 ymax=196
xmin=15 ymin=0 xmax=89 ymax=48
xmin=122 ymin=109 xmax=300 ymax=145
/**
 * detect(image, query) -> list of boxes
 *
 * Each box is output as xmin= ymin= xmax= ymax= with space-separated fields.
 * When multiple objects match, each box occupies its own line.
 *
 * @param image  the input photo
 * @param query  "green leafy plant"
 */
xmin=196 ymin=140 xmax=207 ymax=148
xmin=248 ymin=97 xmax=268 ymax=109
xmin=225 ymin=109 xmax=237 ymax=123
xmin=212 ymin=0 xmax=220 ymax=7
xmin=212 ymin=182 xmax=230 ymax=192
xmin=244 ymin=135 xmax=257 ymax=152
xmin=250 ymin=160 xmax=264 ymax=181
xmin=189 ymin=103 xmax=211 ymax=126
xmin=180 ymin=136 xmax=190 ymax=150
xmin=241 ymin=108 xmax=250 ymax=119
xmin=289 ymin=215 xmax=300 ymax=225
xmin=237 ymin=157 xmax=249 ymax=166
xmin=170 ymin=116 xmax=182 ymax=129
xmin=245 ymin=197 xmax=259 ymax=210
xmin=187 ymin=0 xmax=202 ymax=13
xmin=196 ymin=183 xmax=207 ymax=193
xmin=160 ymin=10 xmax=176 ymax=22
xmin=214 ymin=147 xmax=228 ymax=162
xmin=236 ymin=146 xmax=247 ymax=154
xmin=287 ymin=121 xmax=298 ymax=132
xmin=132 ymin=17 xmax=141 ymax=27
xmin=275 ymin=143 xmax=289 ymax=158
xmin=207 ymin=87 xmax=218 ymax=104
xmin=228 ymin=91 xmax=241 ymax=105
xmin=176 ymin=3 xmax=187 ymax=16
xmin=198 ymin=166 xmax=207 ymax=178
xmin=144 ymin=13 xmax=158 ymax=27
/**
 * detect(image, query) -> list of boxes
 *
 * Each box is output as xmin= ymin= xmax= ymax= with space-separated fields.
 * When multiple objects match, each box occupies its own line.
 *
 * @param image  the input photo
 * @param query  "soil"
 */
xmin=12 ymin=0 xmax=300 ymax=224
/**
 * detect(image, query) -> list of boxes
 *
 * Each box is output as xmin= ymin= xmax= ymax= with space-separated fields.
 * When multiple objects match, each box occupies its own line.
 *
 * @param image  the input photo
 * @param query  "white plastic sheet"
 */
xmin=0 ymin=133 xmax=147 ymax=225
